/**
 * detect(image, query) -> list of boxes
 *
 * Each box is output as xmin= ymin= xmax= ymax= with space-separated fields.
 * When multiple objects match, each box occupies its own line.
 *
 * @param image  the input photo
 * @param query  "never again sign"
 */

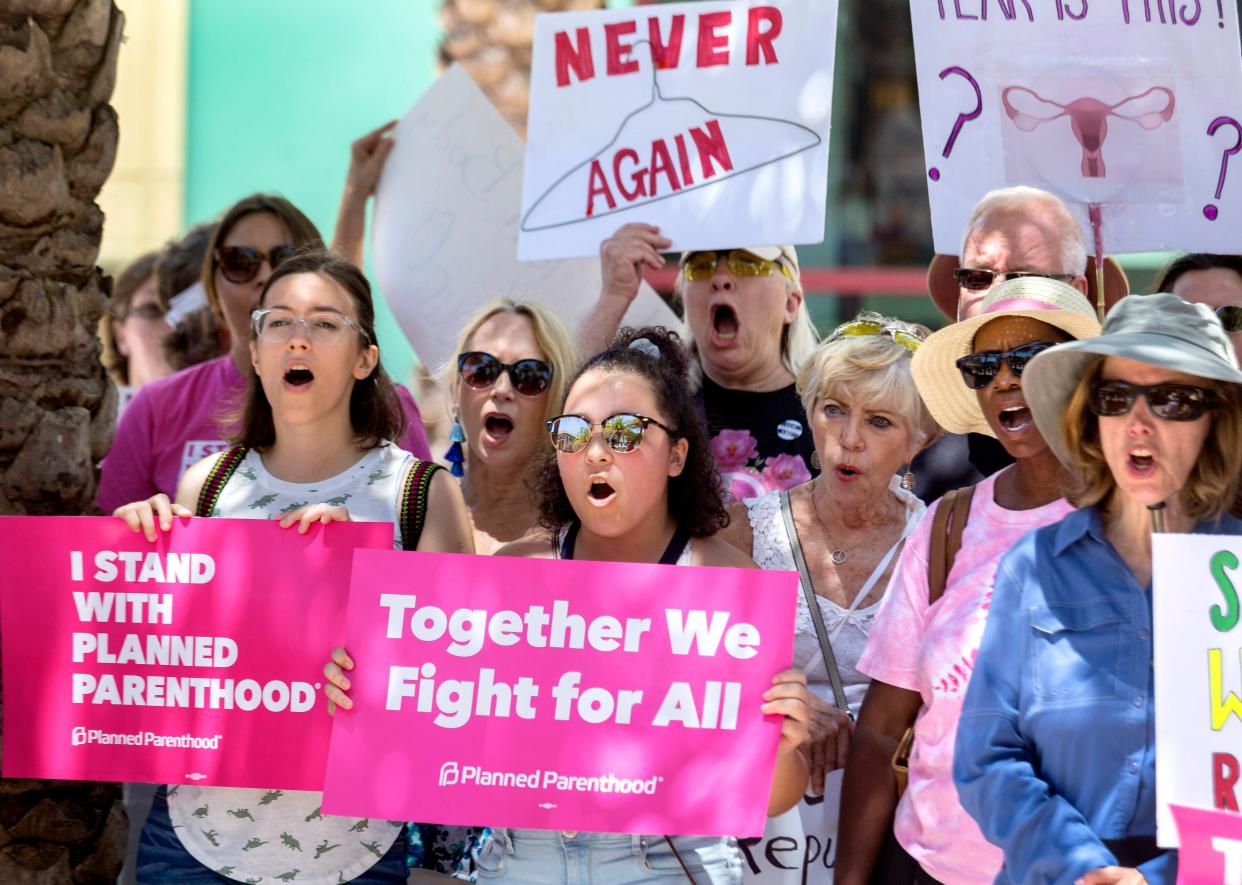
xmin=518 ymin=0 xmax=838 ymax=261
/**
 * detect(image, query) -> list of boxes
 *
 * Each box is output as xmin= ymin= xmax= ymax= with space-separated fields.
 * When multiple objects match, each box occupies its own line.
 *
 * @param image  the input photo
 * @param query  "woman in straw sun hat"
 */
xmin=838 ymin=277 xmax=1100 ymax=885
xmin=954 ymin=293 xmax=1242 ymax=885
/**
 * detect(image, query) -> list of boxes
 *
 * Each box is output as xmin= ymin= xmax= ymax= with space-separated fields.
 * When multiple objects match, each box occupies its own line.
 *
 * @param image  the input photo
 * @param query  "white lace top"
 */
xmin=745 ymin=476 xmax=926 ymax=714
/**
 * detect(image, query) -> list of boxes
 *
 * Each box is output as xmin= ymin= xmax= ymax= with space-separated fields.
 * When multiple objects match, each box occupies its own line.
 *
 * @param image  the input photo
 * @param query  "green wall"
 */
xmin=185 ymin=0 xmax=442 ymax=384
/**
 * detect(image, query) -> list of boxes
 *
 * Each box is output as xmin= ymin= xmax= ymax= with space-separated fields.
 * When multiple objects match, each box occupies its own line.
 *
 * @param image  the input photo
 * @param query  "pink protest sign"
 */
xmin=1172 ymin=804 xmax=1242 ymax=885
xmin=0 ymin=516 xmax=391 ymax=788
xmin=323 ymin=550 xmax=797 ymax=837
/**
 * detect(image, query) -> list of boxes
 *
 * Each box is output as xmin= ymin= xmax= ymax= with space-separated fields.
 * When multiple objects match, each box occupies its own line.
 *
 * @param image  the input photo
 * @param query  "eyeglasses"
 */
xmin=955 ymin=341 xmax=1056 ymax=389
xmin=682 ymin=250 xmax=794 ymax=283
xmin=458 ymin=352 xmax=554 ymax=397
xmin=216 ymin=245 xmax=297 ymax=284
xmin=123 ymin=302 xmax=167 ymax=322
xmin=953 ymin=268 xmax=1076 ymax=292
xmin=829 ymin=320 xmax=924 ymax=352
xmin=546 ymin=413 xmax=678 ymax=454
xmin=1089 ymin=380 xmax=1217 ymax=421
xmin=251 ymin=308 xmax=368 ymax=345
xmin=1217 ymin=306 xmax=1242 ymax=333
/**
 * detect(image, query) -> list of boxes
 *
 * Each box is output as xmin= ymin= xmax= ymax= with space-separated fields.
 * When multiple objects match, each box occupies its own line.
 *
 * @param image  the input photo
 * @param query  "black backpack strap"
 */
xmin=195 ymin=446 xmax=248 ymax=517
xmin=399 ymin=458 xmax=444 ymax=550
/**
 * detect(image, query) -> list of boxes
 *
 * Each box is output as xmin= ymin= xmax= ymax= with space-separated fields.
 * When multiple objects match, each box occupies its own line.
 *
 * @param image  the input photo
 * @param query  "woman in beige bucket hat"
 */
xmin=839 ymin=277 xmax=1100 ymax=884
xmin=955 ymin=294 xmax=1242 ymax=884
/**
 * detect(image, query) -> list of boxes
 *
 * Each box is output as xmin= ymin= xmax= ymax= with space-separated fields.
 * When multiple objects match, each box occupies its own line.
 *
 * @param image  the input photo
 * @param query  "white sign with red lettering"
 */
xmin=518 ymin=0 xmax=838 ymax=261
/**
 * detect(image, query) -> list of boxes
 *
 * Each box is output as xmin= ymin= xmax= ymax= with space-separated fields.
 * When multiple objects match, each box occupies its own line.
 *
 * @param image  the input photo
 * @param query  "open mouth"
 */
xmin=588 ymin=479 xmax=616 ymax=503
xmin=1128 ymin=448 xmax=1156 ymax=475
xmin=712 ymin=304 xmax=738 ymax=341
xmin=998 ymin=405 xmax=1032 ymax=433
xmin=283 ymin=366 xmax=314 ymax=388
xmin=835 ymin=465 xmax=861 ymax=481
xmin=484 ymin=414 xmax=514 ymax=444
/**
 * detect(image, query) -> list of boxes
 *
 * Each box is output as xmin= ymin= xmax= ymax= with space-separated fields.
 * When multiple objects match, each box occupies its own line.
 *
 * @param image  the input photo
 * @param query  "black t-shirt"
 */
xmin=696 ymin=375 xmax=820 ymax=499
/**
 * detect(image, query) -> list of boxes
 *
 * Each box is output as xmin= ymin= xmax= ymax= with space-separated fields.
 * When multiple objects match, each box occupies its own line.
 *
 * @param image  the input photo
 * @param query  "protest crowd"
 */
xmin=9 ymin=3 xmax=1242 ymax=885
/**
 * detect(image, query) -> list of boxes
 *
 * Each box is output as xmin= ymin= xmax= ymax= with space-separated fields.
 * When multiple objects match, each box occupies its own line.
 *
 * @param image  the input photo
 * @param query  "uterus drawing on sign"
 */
xmin=997 ymin=72 xmax=1184 ymax=204
xmin=520 ymin=40 xmax=822 ymax=233
xmin=1003 ymin=85 xmax=1175 ymax=177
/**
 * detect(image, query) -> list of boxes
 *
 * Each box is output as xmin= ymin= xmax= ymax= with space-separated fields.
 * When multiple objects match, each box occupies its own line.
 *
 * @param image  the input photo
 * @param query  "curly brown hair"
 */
xmin=535 ymin=326 xmax=728 ymax=538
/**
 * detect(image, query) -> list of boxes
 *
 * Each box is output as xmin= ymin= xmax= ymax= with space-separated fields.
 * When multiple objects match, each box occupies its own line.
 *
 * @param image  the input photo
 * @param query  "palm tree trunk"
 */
xmin=0 ymin=0 xmax=125 ymax=880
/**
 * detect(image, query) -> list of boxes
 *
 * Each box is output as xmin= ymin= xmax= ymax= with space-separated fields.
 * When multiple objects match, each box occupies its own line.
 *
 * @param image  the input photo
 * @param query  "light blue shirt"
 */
xmin=954 ymin=505 xmax=1242 ymax=885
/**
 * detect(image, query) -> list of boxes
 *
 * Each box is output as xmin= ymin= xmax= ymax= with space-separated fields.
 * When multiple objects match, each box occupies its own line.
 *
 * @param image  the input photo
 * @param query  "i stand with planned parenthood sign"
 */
xmin=910 ymin=0 xmax=1242 ymax=274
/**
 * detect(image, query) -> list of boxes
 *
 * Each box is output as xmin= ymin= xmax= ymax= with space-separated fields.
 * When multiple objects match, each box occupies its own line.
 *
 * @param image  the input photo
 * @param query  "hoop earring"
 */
xmin=444 ymin=413 xmax=466 ymax=477
xmin=810 ymin=451 xmax=821 ymax=470
xmin=900 ymin=463 xmax=916 ymax=492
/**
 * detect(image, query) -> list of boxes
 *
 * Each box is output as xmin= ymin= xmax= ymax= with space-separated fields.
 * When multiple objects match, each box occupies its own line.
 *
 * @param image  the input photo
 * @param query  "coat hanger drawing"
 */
xmin=1002 ymin=84 xmax=1176 ymax=178
xmin=521 ymin=39 xmax=823 ymax=233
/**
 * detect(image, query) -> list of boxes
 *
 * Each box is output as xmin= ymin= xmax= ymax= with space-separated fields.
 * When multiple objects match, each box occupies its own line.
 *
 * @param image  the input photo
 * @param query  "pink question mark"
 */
xmin=1204 ymin=116 xmax=1242 ymax=221
xmin=929 ymin=67 xmax=983 ymax=182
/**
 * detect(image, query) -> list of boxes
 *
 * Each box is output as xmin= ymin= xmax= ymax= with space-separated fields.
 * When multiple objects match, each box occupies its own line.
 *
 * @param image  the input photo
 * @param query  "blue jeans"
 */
xmin=473 ymin=829 xmax=742 ymax=884
xmin=136 ymin=786 xmax=409 ymax=883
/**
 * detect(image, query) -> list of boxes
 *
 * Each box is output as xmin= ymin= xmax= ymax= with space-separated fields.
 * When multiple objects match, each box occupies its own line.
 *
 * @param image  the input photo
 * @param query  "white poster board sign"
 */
xmin=373 ymin=65 xmax=679 ymax=374
xmin=910 ymin=3 xmax=1242 ymax=255
xmin=1153 ymin=533 xmax=1242 ymax=847
xmin=518 ymin=0 xmax=838 ymax=260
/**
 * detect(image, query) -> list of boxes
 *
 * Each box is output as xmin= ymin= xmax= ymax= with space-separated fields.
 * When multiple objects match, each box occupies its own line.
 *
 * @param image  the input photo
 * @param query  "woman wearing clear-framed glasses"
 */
xmin=113 ymin=249 xmax=473 ymax=884
xmin=97 ymin=193 xmax=432 ymax=515
xmin=325 ymin=326 xmax=811 ymax=883
xmin=954 ymin=294 xmax=1242 ymax=885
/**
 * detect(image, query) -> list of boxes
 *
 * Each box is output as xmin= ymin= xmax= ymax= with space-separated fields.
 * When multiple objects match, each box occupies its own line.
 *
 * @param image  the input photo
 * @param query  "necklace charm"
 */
xmin=831 ymin=550 xmax=847 ymax=565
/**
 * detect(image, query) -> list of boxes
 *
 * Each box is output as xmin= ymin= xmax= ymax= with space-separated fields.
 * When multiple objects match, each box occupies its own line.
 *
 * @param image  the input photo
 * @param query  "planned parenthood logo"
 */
xmin=437 ymin=761 xmax=662 ymax=795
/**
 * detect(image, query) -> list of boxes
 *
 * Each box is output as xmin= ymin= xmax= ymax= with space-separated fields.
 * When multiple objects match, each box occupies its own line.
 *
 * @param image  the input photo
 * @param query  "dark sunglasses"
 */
xmin=215 ymin=244 xmax=297 ymax=284
xmin=546 ymin=413 xmax=677 ymax=454
xmin=1089 ymin=380 xmax=1217 ymax=422
xmin=955 ymin=341 xmax=1056 ymax=390
xmin=458 ymin=351 xmax=553 ymax=397
xmin=953 ymin=268 xmax=1076 ymax=292
xmin=1217 ymin=306 xmax=1242 ymax=333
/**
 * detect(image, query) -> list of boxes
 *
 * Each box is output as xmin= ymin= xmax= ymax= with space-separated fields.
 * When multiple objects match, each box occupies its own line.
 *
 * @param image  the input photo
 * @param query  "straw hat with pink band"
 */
xmin=911 ymin=277 xmax=1103 ymax=437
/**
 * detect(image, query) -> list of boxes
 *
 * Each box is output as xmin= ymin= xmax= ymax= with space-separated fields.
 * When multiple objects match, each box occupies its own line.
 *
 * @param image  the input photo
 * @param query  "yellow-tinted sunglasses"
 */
xmin=682 ymin=249 xmax=794 ymax=283
xmin=829 ymin=320 xmax=924 ymax=352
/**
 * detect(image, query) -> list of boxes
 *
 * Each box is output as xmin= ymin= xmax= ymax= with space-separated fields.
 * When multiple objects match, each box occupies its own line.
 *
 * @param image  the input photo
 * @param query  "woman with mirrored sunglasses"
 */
xmin=837 ymin=280 xmax=1101 ymax=885
xmin=418 ymin=326 xmax=809 ymax=882
xmin=579 ymin=224 xmax=821 ymax=501
xmin=97 ymin=194 xmax=433 ymax=515
xmin=953 ymin=293 xmax=1242 ymax=885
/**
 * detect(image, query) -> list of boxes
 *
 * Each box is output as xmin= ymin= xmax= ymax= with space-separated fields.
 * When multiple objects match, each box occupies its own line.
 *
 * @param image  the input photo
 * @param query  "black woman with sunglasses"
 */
xmin=581 ymin=224 xmax=820 ymax=501
xmin=441 ymin=297 xmax=578 ymax=554
xmin=953 ymin=294 xmax=1242 ymax=885
xmin=97 ymin=194 xmax=432 ymax=514
xmin=456 ymin=326 xmax=808 ymax=881
xmin=837 ymin=279 xmax=1101 ymax=885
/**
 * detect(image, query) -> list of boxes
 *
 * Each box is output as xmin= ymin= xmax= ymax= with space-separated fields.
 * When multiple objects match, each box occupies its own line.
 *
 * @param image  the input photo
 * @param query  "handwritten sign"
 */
xmin=518 ymin=0 xmax=839 ymax=260
xmin=1153 ymin=534 xmax=1242 ymax=847
xmin=0 ymin=516 xmax=391 ymax=788
xmin=322 ymin=551 xmax=798 ymax=836
xmin=372 ymin=65 xmax=678 ymax=374
xmin=911 ymin=1 xmax=1242 ymax=254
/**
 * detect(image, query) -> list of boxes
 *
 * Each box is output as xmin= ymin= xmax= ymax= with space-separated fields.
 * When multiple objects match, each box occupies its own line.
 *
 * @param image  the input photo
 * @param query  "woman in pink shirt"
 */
xmin=836 ymin=279 xmax=1100 ymax=885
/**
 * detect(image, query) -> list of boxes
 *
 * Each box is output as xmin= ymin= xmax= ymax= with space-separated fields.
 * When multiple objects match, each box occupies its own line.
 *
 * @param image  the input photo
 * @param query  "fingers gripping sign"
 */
xmin=113 ymin=494 xmax=193 ymax=542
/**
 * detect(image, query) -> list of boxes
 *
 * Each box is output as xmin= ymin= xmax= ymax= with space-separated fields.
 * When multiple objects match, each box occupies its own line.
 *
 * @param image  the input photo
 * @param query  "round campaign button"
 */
xmin=776 ymin=419 xmax=803 ymax=441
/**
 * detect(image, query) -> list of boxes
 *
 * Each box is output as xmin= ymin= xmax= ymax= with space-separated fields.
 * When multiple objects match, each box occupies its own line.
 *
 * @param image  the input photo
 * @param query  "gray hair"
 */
xmin=960 ymin=186 xmax=1087 ymax=276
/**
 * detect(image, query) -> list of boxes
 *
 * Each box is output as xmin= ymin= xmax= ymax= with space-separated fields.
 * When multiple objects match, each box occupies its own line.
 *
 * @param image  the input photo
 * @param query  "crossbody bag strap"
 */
xmin=195 ymin=446 xmax=248 ymax=517
xmin=780 ymin=491 xmax=849 ymax=712
xmin=398 ymin=459 xmax=443 ymax=551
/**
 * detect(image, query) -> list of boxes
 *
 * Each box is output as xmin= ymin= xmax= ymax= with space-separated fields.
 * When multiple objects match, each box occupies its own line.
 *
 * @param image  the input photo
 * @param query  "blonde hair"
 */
xmin=1062 ymin=357 xmax=1242 ymax=520
xmin=444 ymin=297 xmax=578 ymax=422
xmin=796 ymin=311 xmax=939 ymax=449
